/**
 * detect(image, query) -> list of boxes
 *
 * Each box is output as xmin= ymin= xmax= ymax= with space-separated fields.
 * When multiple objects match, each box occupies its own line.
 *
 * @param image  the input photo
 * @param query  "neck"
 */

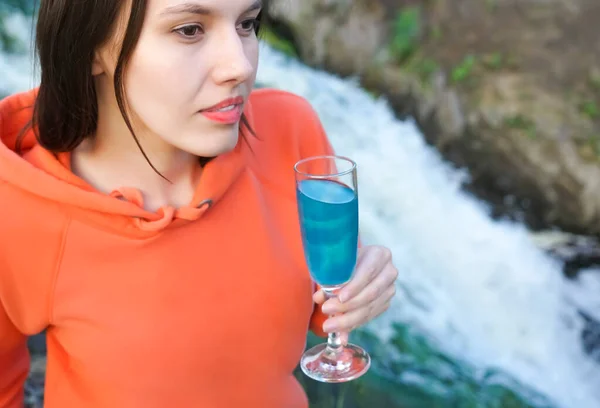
xmin=71 ymin=88 xmax=202 ymax=212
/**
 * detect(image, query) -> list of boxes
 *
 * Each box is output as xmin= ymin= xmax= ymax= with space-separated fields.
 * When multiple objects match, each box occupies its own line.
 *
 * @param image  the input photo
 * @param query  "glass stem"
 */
xmin=323 ymin=287 xmax=344 ymax=357
xmin=327 ymin=331 xmax=343 ymax=355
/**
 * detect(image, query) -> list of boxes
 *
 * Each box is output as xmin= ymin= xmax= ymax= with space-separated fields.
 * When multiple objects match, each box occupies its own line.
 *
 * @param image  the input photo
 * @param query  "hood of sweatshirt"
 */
xmin=0 ymin=88 xmax=250 ymax=234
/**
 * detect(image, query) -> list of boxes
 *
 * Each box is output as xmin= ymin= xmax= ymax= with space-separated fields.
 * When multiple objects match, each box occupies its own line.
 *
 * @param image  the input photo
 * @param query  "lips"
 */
xmin=200 ymin=96 xmax=245 ymax=124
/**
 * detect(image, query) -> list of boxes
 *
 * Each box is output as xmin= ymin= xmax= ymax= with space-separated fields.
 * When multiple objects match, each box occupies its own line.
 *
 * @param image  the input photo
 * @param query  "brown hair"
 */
xmin=20 ymin=0 xmax=268 ymax=172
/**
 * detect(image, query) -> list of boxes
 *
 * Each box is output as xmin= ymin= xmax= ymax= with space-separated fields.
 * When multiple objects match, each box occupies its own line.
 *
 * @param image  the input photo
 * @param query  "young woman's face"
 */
xmin=94 ymin=0 xmax=261 ymax=157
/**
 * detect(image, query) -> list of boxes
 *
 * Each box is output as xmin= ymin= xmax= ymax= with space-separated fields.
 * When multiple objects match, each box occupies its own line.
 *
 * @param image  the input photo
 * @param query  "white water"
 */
xmin=255 ymin=46 xmax=600 ymax=408
xmin=0 ymin=13 xmax=37 ymax=97
xmin=565 ymin=268 xmax=600 ymax=323
xmin=2 ymin=10 xmax=599 ymax=408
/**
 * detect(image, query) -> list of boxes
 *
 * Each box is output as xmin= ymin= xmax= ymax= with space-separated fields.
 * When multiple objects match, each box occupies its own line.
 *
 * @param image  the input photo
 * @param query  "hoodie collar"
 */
xmin=0 ymin=88 xmax=251 ymax=234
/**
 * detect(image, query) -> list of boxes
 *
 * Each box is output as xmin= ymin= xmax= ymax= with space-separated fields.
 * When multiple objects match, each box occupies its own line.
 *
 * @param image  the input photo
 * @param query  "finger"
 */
xmin=323 ymin=299 xmax=391 ymax=333
xmin=323 ymin=287 xmax=395 ymax=333
xmin=339 ymin=332 xmax=349 ymax=346
xmin=370 ymin=300 xmax=392 ymax=321
xmin=323 ymin=263 xmax=397 ymax=314
xmin=366 ymin=299 xmax=392 ymax=322
xmin=312 ymin=289 xmax=326 ymax=305
xmin=339 ymin=246 xmax=392 ymax=303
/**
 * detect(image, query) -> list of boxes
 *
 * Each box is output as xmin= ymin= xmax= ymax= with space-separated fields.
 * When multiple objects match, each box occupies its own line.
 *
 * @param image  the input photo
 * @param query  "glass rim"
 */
xmin=293 ymin=155 xmax=357 ymax=179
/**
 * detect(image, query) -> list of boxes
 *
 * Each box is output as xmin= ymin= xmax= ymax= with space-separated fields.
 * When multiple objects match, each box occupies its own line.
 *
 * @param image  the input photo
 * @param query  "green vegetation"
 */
xmin=388 ymin=7 xmax=442 ymax=84
xmin=430 ymin=26 xmax=442 ymax=42
xmin=390 ymin=7 xmax=422 ymax=64
xmin=365 ymin=89 xmax=382 ymax=101
xmin=588 ymin=135 xmax=600 ymax=157
xmin=505 ymin=114 xmax=537 ymax=139
xmin=590 ymin=70 xmax=600 ymax=91
xmin=482 ymin=52 xmax=504 ymax=70
xmin=259 ymin=26 xmax=299 ymax=58
xmin=404 ymin=55 xmax=439 ymax=83
xmin=389 ymin=7 xmax=510 ymax=88
xmin=580 ymin=100 xmax=600 ymax=120
xmin=485 ymin=0 xmax=498 ymax=12
xmin=451 ymin=51 xmax=512 ymax=85
xmin=451 ymin=55 xmax=477 ymax=83
xmin=579 ymin=134 xmax=600 ymax=162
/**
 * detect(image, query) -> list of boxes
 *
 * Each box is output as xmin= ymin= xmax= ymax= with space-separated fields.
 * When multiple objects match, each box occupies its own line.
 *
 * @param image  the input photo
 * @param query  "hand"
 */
xmin=313 ymin=245 xmax=398 ymax=343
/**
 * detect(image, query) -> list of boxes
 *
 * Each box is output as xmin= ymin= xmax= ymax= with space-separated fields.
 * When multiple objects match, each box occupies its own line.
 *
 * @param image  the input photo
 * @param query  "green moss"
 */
xmin=365 ymin=89 xmax=382 ymax=100
xmin=390 ymin=7 xmax=422 ymax=64
xmin=590 ymin=71 xmax=600 ymax=91
xmin=505 ymin=114 xmax=537 ymax=139
xmin=482 ymin=52 xmax=504 ymax=70
xmin=403 ymin=53 xmax=440 ymax=84
xmin=259 ymin=26 xmax=299 ymax=58
xmin=430 ymin=26 xmax=442 ymax=41
xmin=580 ymin=100 xmax=600 ymax=120
xmin=451 ymin=55 xmax=477 ymax=83
xmin=587 ymin=135 xmax=600 ymax=157
xmin=485 ymin=0 xmax=498 ymax=12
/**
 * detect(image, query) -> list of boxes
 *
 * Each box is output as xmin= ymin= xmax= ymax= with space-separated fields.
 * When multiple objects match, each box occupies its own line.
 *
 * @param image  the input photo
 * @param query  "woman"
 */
xmin=0 ymin=0 xmax=398 ymax=407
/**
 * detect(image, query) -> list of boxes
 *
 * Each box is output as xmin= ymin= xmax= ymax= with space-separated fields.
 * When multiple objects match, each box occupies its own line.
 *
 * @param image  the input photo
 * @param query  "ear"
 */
xmin=91 ymin=51 xmax=104 ymax=76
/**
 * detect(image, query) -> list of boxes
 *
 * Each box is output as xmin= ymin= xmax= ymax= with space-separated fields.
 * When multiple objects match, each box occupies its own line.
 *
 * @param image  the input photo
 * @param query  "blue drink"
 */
xmin=295 ymin=155 xmax=370 ymax=383
xmin=296 ymin=179 xmax=358 ymax=287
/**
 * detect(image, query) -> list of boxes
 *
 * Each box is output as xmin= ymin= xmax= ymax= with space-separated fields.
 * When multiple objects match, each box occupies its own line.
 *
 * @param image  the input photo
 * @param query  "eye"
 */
xmin=173 ymin=24 xmax=204 ymax=40
xmin=238 ymin=18 xmax=259 ymax=35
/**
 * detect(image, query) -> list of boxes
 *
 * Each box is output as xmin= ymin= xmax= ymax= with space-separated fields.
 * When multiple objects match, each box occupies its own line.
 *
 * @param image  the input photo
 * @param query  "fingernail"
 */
xmin=338 ymin=293 xmax=347 ymax=303
xmin=321 ymin=304 xmax=332 ymax=314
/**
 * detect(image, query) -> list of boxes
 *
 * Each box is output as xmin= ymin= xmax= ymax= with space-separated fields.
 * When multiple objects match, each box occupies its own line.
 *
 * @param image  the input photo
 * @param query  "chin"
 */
xmin=184 ymin=133 xmax=239 ymax=158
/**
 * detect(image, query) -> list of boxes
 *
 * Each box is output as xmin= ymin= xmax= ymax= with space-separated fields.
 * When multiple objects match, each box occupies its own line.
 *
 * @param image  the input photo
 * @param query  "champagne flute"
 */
xmin=294 ymin=155 xmax=371 ymax=383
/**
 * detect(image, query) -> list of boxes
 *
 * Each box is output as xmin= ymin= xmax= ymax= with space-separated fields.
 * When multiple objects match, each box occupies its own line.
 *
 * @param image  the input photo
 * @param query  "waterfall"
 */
xmin=1 ymin=7 xmax=599 ymax=407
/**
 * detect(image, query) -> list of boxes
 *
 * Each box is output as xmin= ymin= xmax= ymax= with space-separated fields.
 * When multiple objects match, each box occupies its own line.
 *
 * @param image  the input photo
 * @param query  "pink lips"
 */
xmin=200 ymin=96 xmax=244 ymax=124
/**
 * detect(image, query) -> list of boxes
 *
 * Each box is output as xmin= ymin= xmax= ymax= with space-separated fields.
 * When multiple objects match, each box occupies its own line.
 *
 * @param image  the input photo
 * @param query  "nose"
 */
xmin=211 ymin=31 xmax=254 ymax=86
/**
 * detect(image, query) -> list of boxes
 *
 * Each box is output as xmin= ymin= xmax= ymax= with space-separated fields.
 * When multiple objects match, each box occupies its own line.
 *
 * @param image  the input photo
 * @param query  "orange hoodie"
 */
xmin=0 ymin=88 xmax=332 ymax=408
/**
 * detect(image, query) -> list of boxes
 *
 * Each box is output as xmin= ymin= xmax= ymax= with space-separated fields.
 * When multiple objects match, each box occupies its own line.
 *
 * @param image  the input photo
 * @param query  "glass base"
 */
xmin=300 ymin=342 xmax=371 ymax=383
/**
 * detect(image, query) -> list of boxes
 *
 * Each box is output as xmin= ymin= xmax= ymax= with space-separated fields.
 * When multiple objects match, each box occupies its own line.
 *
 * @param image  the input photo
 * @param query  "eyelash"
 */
xmin=173 ymin=18 xmax=259 ymax=40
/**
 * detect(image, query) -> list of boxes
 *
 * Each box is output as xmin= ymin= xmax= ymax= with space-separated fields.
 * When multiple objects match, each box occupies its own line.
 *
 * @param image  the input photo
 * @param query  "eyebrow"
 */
xmin=161 ymin=0 xmax=262 ymax=17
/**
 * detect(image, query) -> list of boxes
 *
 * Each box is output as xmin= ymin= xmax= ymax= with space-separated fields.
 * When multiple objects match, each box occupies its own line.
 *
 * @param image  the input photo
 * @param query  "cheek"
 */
xmin=124 ymin=44 xmax=206 ymax=128
xmin=246 ymin=41 xmax=260 ymax=82
xmin=127 ymin=51 xmax=186 ymax=102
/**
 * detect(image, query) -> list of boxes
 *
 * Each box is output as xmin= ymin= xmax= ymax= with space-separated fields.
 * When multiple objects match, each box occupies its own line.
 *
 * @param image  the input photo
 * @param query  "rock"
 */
xmin=297 ymin=326 xmax=558 ymax=408
xmin=25 ymin=355 xmax=45 ymax=408
xmin=266 ymin=0 xmax=600 ymax=235
xmin=530 ymin=230 xmax=600 ymax=362
xmin=27 ymin=333 xmax=47 ymax=355
xmin=267 ymin=0 xmax=388 ymax=76
xmin=530 ymin=230 xmax=600 ymax=277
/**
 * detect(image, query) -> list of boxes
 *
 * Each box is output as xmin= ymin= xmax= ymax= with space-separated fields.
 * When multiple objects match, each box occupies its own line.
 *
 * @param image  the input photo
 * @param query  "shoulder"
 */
xmin=249 ymin=88 xmax=327 ymax=134
xmin=242 ymin=88 xmax=335 ymax=197
xmin=0 ymin=179 xmax=69 ymax=232
xmin=0 ymin=178 xmax=69 ymax=267
xmin=0 ymin=180 xmax=68 ymax=332
xmin=246 ymin=88 xmax=333 ymax=160
xmin=249 ymin=87 xmax=317 ymax=116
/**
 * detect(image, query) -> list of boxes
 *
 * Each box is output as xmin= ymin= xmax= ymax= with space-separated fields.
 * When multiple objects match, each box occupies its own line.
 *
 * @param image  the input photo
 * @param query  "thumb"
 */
xmin=313 ymin=289 xmax=326 ymax=304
